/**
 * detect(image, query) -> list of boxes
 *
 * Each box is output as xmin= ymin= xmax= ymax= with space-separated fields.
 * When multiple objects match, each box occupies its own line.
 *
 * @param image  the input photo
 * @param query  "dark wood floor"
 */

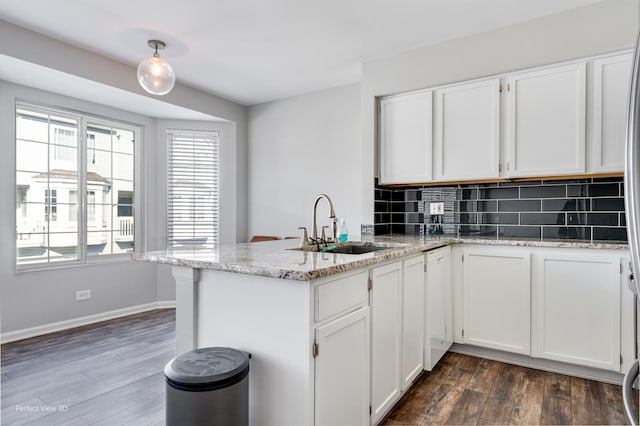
xmin=382 ymin=351 xmax=638 ymax=426
xmin=2 ymin=309 xmax=636 ymax=425
xmin=1 ymin=309 xmax=175 ymax=426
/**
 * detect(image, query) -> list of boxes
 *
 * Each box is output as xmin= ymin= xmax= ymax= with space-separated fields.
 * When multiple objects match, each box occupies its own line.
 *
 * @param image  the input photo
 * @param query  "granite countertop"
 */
xmin=133 ymin=235 xmax=628 ymax=281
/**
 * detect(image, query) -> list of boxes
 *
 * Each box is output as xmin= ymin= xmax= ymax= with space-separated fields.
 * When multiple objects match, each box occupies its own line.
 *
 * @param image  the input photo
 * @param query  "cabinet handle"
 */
xmin=623 ymin=359 xmax=639 ymax=425
xmin=437 ymin=256 xmax=444 ymax=263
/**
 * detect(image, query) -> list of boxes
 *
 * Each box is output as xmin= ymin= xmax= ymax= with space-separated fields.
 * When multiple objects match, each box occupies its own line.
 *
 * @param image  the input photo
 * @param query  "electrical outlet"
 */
xmin=429 ymin=202 xmax=444 ymax=215
xmin=76 ymin=289 xmax=91 ymax=301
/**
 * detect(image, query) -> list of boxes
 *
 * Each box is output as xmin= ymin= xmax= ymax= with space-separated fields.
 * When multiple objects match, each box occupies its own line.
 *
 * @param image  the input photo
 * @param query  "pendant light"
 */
xmin=137 ymin=40 xmax=176 ymax=95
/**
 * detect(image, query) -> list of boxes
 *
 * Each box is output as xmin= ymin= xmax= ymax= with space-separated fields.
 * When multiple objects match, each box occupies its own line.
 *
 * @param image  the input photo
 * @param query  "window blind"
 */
xmin=167 ymin=130 xmax=220 ymax=248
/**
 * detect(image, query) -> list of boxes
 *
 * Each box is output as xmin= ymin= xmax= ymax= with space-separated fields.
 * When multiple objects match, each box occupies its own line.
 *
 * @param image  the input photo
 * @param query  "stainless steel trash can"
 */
xmin=164 ymin=347 xmax=251 ymax=426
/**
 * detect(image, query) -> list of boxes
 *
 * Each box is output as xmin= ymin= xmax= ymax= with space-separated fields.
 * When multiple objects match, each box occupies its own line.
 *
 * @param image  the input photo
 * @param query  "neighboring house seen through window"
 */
xmin=44 ymin=189 xmax=57 ymax=221
xmin=117 ymin=190 xmax=133 ymax=217
xmin=53 ymin=128 xmax=76 ymax=161
xmin=15 ymin=104 xmax=140 ymax=268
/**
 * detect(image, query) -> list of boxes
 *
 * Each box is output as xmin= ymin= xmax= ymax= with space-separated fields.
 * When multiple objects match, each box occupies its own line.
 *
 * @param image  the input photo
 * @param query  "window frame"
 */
xmin=15 ymin=102 xmax=144 ymax=272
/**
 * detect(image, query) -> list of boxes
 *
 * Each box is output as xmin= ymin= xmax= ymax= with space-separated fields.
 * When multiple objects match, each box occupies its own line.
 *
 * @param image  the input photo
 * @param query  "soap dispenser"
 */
xmin=337 ymin=218 xmax=348 ymax=243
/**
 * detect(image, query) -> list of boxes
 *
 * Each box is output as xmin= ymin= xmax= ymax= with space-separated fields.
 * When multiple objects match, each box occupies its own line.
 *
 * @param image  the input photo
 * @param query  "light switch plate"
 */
xmin=429 ymin=202 xmax=444 ymax=215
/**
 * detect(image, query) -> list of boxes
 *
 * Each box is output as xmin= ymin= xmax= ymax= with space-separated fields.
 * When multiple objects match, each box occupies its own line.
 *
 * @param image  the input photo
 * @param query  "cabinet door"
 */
xmin=591 ymin=53 xmax=633 ymax=173
xmin=532 ymin=253 xmax=621 ymax=371
xmin=463 ymin=248 xmax=531 ymax=354
xmin=402 ymin=255 xmax=424 ymax=390
xmin=435 ymin=79 xmax=500 ymax=181
xmin=621 ymin=256 xmax=635 ymax=374
xmin=370 ymin=261 xmax=402 ymax=424
xmin=315 ymin=307 xmax=370 ymax=426
xmin=506 ymin=63 xmax=586 ymax=177
xmin=379 ymin=91 xmax=433 ymax=184
xmin=425 ymin=246 xmax=453 ymax=371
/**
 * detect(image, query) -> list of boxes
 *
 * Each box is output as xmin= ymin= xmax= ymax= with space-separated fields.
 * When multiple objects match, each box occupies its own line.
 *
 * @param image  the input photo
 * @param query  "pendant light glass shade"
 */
xmin=137 ymin=40 xmax=175 ymax=95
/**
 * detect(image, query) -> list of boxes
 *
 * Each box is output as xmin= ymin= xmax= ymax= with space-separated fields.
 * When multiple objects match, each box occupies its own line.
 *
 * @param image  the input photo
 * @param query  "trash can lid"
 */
xmin=164 ymin=347 xmax=250 ymax=391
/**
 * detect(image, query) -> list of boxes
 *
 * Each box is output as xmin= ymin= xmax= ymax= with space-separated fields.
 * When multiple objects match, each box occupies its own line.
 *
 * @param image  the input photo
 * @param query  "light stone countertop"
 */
xmin=133 ymin=234 xmax=628 ymax=281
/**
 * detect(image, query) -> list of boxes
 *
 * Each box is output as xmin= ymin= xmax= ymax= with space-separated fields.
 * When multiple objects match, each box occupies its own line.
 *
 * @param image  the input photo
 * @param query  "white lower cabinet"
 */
xmin=402 ymin=255 xmax=425 ymax=390
xmin=313 ymin=245 xmax=631 ymax=426
xmin=313 ymin=270 xmax=370 ymax=426
xmin=463 ymin=247 xmax=531 ymax=355
xmin=458 ymin=245 xmax=631 ymax=375
xmin=370 ymin=255 xmax=425 ymax=424
xmin=531 ymin=252 xmax=622 ymax=371
xmin=370 ymin=261 xmax=402 ymax=424
xmin=315 ymin=307 xmax=370 ymax=426
xmin=424 ymin=246 xmax=453 ymax=370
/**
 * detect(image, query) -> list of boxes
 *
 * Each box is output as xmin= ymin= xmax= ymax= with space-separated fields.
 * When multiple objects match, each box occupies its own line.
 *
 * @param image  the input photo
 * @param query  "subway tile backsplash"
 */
xmin=374 ymin=177 xmax=627 ymax=243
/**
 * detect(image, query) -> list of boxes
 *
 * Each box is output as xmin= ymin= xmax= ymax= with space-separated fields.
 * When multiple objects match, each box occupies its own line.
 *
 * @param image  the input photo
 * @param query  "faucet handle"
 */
xmin=298 ymin=227 xmax=309 ymax=247
xmin=321 ymin=225 xmax=330 ymax=242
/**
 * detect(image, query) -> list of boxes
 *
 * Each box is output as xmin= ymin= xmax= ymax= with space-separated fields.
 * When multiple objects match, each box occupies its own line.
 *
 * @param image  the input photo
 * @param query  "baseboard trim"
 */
xmin=451 ymin=343 xmax=625 ymax=385
xmin=1 ymin=300 xmax=177 ymax=344
xmin=155 ymin=300 xmax=177 ymax=310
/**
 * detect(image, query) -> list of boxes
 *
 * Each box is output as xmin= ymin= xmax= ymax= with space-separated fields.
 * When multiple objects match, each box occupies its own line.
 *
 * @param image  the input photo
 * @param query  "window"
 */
xmin=44 ymin=189 xmax=57 ymax=221
xmin=117 ymin=191 xmax=133 ymax=217
xmin=53 ymin=128 xmax=77 ymax=161
xmin=15 ymin=104 xmax=140 ymax=268
xmin=16 ymin=186 xmax=28 ymax=218
xmin=87 ymin=191 xmax=96 ymax=223
xmin=167 ymin=130 xmax=219 ymax=248
xmin=69 ymin=190 xmax=78 ymax=221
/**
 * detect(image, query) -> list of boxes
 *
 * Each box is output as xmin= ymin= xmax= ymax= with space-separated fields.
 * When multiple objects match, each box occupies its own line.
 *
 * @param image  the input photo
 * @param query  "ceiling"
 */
xmin=0 ymin=0 xmax=608 ymax=107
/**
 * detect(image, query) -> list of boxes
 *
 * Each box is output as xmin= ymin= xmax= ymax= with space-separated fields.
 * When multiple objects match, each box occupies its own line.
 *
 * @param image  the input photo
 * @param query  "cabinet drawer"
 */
xmin=426 ymin=246 xmax=450 ymax=263
xmin=315 ymin=270 xmax=369 ymax=322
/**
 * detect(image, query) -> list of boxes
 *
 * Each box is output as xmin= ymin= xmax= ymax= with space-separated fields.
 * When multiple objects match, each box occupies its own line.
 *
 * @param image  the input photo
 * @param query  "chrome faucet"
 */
xmin=311 ymin=194 xmax=337 ymax=242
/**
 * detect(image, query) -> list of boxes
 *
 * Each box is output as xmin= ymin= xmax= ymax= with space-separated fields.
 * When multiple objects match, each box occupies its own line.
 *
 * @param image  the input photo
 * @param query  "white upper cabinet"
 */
xmin=506 ymin=62 xmax=586 ymax=177
xmin=507 ymin=62 xmax=586 ymax=177
xmin=590 ymin=53 xmax=633 ymax=173
xmin=379 ymin=52 xmax=629 ymax=184
xmin=435 ymin=79 xmax=500 ymax=181
xmin=379 ymin=91 xmax=433 ymax=184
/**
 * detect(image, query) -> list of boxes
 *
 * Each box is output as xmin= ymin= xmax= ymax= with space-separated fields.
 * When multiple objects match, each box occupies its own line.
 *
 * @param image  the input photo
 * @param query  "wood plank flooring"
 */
xmin=1 ymin=309 xmax=175 ymax=426
xmin=2 ymin=309 xmax=636 ymax=425
xmin=382 ymin=352 xmax=638 ymax=426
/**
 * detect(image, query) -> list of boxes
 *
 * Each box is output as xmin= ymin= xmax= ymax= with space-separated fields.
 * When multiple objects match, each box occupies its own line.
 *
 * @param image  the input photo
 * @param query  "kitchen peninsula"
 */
xmin=136 ymin=236 xmax=447 ymax=426
xmin=135 ymin=235 xmax=629 ymax=426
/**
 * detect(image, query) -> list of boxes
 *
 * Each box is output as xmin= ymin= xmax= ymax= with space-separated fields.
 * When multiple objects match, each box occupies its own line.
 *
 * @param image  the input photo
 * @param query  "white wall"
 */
xmin=248 ymin=84 xmax=362 ymax=240
xmin=247 ymin=0 xmax=639 ymax=239
xmin=0 ymin=18 xmax=250 ymax=244
xmin=359 ymin=0 xmax=639 ymax=223
xmin=154 ymin=119 xmax=239 ymax=302
xmin=0 ymin=20 xmax=249 ymax=337
xmin=0 ymin=81 xmax=161 ymax=335
xmin=2 ymin=0 xmax=637 ymax=337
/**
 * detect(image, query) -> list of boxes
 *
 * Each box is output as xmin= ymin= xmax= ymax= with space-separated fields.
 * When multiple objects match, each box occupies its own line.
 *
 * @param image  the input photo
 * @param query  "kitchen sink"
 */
xmin=288 ymin=242 xmax=393 ymax=254
xmin=328 ymin=245 xmax=388 ymax=254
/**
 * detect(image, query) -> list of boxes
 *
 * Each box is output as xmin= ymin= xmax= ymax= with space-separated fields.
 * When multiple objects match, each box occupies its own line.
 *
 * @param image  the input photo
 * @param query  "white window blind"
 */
xmin=167 ymin=130 xmax=220 ymax=248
